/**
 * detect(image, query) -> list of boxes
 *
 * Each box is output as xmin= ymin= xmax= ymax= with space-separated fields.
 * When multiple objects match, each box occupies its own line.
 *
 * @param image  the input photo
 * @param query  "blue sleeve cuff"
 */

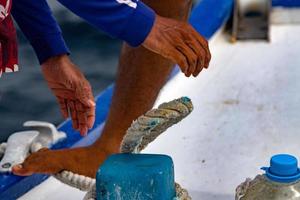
xmin=30 ymin=33 xmax=70 ymax=64
xmin=121 ymin=1 xmax=156 ymax=47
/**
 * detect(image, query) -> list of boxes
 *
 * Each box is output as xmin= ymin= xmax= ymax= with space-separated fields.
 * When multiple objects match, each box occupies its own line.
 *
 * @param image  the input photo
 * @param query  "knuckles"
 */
xmin=189 ymin=55 xmax=198 ymax=65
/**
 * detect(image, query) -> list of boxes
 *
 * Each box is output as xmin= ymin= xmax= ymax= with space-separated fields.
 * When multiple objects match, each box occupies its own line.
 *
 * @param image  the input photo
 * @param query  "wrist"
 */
xmin=41 ymin=54 xmax=70 ymax=68
xmin=121 ymin=2 xmax=155 ymax=47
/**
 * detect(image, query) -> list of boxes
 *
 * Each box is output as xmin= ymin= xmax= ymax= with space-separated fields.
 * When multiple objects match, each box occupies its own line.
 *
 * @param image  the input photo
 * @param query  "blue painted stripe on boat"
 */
xmin=0 ymin=1 xmax=233 ymax=199
xmin=273 ymin=0 xmax=300 ymax=7
xmin=190 ymin=0 xmax=233 ymax=39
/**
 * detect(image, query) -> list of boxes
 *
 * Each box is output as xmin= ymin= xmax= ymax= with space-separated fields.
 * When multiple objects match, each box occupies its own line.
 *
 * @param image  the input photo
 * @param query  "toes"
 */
xmin=37 ymin=147 xmax=49 ymax=152
xmin=12 ymin=164 xmax=34 ymax=176
xmin=12 ymin=150 xmax=64 ymax=176
xmin=12 ymin=147 xmax=105 ymax=178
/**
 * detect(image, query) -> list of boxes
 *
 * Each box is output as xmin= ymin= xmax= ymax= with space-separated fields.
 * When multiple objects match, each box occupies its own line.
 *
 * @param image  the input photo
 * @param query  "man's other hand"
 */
xmin=41 ymin=55 xmax=95 ymax=136
xmin=143 ymin=15 xmax=211 ymax=77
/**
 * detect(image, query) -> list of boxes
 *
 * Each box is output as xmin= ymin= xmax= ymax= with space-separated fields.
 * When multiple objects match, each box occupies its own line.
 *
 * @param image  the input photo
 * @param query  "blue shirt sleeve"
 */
xmin=12 ymin=0 xmax=156 ymax=64
xmin=58 ymin=0 xmax=156 ymax=47
xmin=12 ymin=0 xmax=70 ymax=64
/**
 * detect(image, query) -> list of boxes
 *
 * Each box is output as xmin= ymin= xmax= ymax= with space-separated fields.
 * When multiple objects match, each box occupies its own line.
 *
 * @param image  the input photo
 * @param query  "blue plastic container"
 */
xmin=96 ymin=154 xmax=175 ymax=200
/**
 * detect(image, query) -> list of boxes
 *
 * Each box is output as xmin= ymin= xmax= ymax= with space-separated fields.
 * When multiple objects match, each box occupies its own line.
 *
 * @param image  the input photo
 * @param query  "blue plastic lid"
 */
xmin=261 ymin=154 xmax=300 ymax=183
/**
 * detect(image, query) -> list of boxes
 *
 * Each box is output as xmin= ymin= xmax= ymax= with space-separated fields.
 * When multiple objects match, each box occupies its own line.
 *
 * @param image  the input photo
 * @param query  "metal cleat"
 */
xmin=0 ymin=121 xmax=67 ymax=173
xmin=232 ymin=0 xmax=271 ymax=42
xmin=23 ymin=121 xmax=66 ymax=153
xmin=0 ymin=131 xmax=39 ymax=173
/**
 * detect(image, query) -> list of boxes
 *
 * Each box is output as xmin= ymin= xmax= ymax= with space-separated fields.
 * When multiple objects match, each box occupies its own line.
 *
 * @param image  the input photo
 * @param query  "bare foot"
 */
xmin=12 ymin=145 xmax=118 ymax=178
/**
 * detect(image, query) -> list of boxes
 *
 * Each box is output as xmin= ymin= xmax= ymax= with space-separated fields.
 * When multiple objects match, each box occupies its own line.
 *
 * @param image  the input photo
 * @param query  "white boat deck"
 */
xmin=19 ymin=24 xmax=300 ymax=200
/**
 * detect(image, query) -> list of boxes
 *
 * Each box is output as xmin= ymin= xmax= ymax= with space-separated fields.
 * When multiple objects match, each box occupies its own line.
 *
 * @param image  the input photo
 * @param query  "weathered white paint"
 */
xmin=238 ymin=0 xmax=268 ymax=14
xmin=146 ymin=24 xmax=300 ymax=200
xmin=19 ymin=177 xmax=86 ymax=200
xmin=271 ymin=8 xmax=300 ymax=24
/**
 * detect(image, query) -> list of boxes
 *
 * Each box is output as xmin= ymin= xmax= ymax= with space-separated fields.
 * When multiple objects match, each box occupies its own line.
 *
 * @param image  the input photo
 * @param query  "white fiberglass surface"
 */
xmin=19 ymin=24 xmax=300 ymax=200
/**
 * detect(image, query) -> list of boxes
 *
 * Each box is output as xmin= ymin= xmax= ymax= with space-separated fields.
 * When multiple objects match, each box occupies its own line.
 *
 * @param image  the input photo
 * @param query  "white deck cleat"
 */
xmin=0 ymin=143 xmax=7 ymax=158
xmin=0 ymin=131 xmax=39 ymax=173
xmin=23 ymin=121 xmax=67 ymax=153
xmin=0 ymin=121 xmax=67 ymax=173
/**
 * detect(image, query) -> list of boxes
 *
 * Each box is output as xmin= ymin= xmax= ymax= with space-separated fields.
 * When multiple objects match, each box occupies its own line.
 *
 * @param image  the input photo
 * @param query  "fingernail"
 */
xmin=89 ymin=100 xmax=96 ymax=107
xmin=81 ymin=132 xmax=87 ymax=137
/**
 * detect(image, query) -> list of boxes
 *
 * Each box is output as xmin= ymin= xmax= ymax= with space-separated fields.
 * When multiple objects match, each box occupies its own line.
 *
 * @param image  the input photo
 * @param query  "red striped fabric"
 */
xmin=0 ymin=0 xmax=18 ymax=76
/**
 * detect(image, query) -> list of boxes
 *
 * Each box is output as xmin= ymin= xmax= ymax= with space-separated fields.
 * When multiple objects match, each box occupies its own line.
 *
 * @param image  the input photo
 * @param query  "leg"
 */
xmin=13 ymin=0 xmax=193 ymax=178
xmin=93 ymin=0 xmax=193 ymax=152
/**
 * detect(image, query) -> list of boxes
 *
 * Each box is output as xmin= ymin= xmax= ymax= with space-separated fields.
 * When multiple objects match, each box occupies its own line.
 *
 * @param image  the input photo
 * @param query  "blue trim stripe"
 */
xmin=189 ymin=0 xmax=233 ymax=39
xmin=0 ymin=1 xmax=233 ymax=199
xmin=272 ymin=0 xmax=300 ymax=7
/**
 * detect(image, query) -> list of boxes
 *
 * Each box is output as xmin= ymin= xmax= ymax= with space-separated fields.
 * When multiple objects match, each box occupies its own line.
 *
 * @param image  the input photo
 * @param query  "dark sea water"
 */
xmin=0 ymin=6 xmax=122 ymax=142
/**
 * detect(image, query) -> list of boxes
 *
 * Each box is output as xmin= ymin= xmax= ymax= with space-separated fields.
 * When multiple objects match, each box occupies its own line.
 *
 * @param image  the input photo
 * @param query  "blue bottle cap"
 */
xmin=261 ymin=154 xmax=300 ymax=183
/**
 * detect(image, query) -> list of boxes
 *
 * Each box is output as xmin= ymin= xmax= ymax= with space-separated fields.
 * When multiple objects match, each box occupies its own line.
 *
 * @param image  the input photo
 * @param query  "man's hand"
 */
xmin=143 ymin=15 xmax=211 ymax=77
xmin=41 ymin=55 xmax=95 ymax=136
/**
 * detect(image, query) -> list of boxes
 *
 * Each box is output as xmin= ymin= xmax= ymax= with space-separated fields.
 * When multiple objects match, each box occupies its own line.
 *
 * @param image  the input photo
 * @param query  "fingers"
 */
xmin=42 ymin=58 xmax=96 ymax=136
xmin=75 ymin=81 xmax=95 ymax=108
xmin=183 ymin=28 xmax=211 ymax=76
xmin=75 ymin=101 xmax=88 ymax=136
xmin=142 ymin=16 xmax=211 ymax=77
xmin=81 ymin=85 xmax=96 ymax=130
xmin=186 ymin=37 xmax=206 ymax=77
xmin=77 ymin=101 xmax=95 ymax=134
xmin=74 ymin=82 xmax=96 ymax=135
xmin=86 ymin=107 xmax=96 ymax=130
xmin=193 ymin=31 xmax=211 ymax=69
xmin=176 ymin=44 xmax=197 ymax=77
xmin=166 ymin=48 xmax=189 ymax=74
xmin=58 ymin=83 xmax=93 ymax=135
xmin=58 ymin=86 xmax=95 ymax=136
xmin=67 ymin=100 xmax=94 ymax=136
xmin=68 ymin=100 xmax=79 ymax=130
xmin=166 ymin=26 xmax=211 ymax=77
xmin=185 ymin=38 xmax=206 ymax=77
xmin=192 ymin=63 xmax=204 ymax=77
xmin=62 ymin=85 xmax=95 ymax=135
xmin=172 ymin=37 xmax=208 ymax=77
xmin=57 ymin=98 xmax=69 ymax=119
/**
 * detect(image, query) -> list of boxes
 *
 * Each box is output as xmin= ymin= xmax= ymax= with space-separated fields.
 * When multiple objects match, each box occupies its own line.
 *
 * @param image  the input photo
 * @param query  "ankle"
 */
xmin=89 ymin=141 xmax=120 ymax=155
xmin=91 ymin=130 xmax=125 ymax=154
